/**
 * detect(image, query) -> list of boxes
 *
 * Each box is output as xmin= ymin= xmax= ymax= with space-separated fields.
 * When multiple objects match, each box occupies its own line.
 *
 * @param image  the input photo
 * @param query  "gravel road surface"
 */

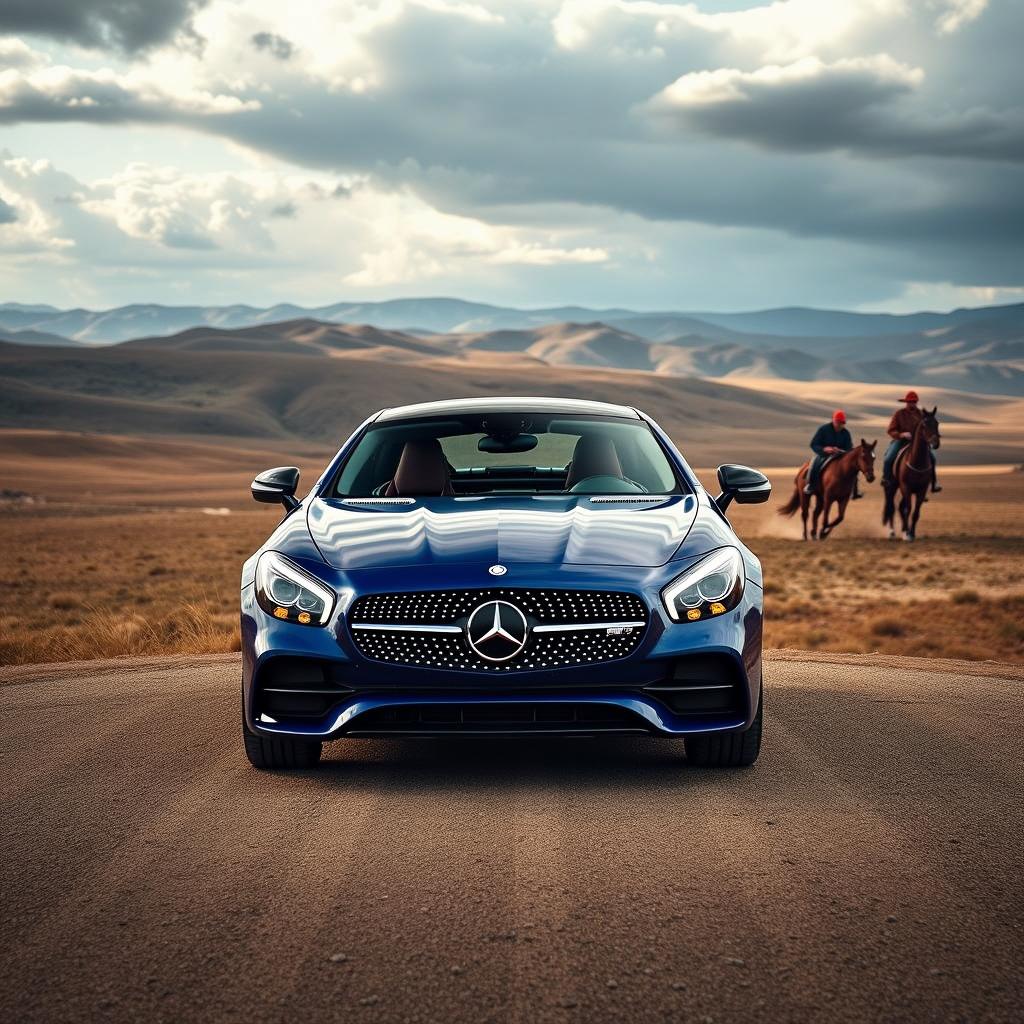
xmin=2 ymin=651 xmax=1022 ymax=1024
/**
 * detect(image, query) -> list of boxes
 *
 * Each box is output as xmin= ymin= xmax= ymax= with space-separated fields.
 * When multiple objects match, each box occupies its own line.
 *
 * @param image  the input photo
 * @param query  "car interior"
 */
xmin=331 ymin=414 xmax=685 ymax=498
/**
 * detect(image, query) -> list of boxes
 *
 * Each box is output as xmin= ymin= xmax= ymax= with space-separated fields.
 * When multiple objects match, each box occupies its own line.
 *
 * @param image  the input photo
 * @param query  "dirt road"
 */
xmin=2 ymin=652 xmax=1021 ymax=1023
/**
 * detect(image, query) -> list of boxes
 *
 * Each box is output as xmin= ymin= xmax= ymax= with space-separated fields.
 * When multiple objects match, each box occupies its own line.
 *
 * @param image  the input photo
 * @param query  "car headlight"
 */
xmin=662 ymin=547 xmax=744 ymax=623
xmin=255 ymin=551 xmax=336 ymax=626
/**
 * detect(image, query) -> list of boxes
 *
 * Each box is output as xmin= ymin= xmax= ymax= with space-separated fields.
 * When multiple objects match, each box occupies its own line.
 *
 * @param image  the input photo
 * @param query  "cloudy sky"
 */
xmin=1 ymin=0 xmax=1022 ymax=312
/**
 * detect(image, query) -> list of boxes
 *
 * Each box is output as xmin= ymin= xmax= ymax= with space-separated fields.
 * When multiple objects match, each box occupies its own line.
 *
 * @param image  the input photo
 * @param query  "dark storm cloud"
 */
xmin=0 ymin=0 xmax=209 ymax=52
xmin=0 ymin=197 xmax=17 ymax=224
xmin=647 ymin=56 xmax=1024 ymax=163
xmin=170 ymin=66 xmax=1019 ymax=283
xmin=251 ymin=31 xmax=294 ymax=61
xmin=3 ymin=0 xmax=1023 ymax=298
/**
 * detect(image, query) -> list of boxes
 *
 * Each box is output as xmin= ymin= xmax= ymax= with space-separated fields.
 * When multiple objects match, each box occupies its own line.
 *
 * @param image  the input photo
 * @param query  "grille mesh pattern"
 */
xmin=351 ymin=588 xmax=645 ymax=626
xmin=349 ymin=588 xmax=648 ymax=672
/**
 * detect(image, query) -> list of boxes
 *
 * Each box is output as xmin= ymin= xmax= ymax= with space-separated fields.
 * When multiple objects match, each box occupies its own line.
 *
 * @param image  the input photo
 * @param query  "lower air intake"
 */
xmin=643 ymin=653 xmax=746 ymax=716
xmin=255 ymin=657 xmax=354 ymax=720
xmin=347 ymin=702 xmax=647 ymax=734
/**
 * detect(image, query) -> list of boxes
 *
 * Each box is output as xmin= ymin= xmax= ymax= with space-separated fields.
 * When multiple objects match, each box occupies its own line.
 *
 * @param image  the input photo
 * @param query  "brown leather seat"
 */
xmin=384 ymin=439 xmax=454 ymax=497
xmin=564 ymin=435 xmax=623 ymax=490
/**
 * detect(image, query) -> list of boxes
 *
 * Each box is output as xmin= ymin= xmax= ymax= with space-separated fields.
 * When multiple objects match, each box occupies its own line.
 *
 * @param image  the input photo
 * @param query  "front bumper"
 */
xmin=241 ymin=560 xmax=763 ymax=740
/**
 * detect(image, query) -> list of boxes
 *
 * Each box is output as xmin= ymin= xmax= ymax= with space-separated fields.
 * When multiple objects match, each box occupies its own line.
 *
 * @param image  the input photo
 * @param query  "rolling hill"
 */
xmin=3 ymin=296 xmax=1022 ymax=396
xmin=3 ymin=296 xmax=1024 ymax=347
xmin=85 ymin=315 xmax=1024 ymax=397
xmin=0 ymin=338 xmax=833 ymax=470
xmin=2 ymin=330 xmax=1021 ymax=470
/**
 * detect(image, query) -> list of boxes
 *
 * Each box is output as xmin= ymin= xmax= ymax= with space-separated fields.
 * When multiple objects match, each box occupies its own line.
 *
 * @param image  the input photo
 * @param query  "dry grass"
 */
xmin=1 ymin=454 xmax=1022 ymax=666
xmin=754 ymin=536 xmax=1024 ymax=661
xmin=1 ymin=601 xmax=241 ymax=665
xmin=0 ymin=506 xmax=270 ymax=666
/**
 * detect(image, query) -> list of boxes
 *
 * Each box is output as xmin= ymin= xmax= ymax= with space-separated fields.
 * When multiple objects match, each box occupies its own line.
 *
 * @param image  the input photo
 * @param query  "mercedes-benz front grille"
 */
xmin=348 ymin=588 xmax=649 ymax=672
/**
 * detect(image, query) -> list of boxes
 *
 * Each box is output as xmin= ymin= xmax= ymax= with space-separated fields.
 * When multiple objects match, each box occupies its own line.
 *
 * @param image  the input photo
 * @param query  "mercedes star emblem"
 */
xmin=466 ymin=600 xmax=528 ymax=662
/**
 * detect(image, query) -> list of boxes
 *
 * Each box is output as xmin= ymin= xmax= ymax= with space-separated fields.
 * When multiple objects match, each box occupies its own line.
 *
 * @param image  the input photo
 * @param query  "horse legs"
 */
xmin=898 ymin=490 xmax=912 ymax=540
xmin=821 ymin=495 xmax=849 ymax=539
xmin=908 ymin=491 xmax=924 ymax=540
xmin=883 ymin=482 xmax=897 ymax=539
xmin=800 ymin=494 xmax=810 ymax=541
xmin=810 ymin=495 xmax=823 ymax=540
xmin=818 ymin=497 xmax=834 ymax=539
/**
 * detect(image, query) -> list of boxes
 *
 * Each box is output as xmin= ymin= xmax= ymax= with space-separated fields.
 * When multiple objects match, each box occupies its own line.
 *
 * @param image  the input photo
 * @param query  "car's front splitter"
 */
xmin=253 ymin=689 xmax=750 ymax=739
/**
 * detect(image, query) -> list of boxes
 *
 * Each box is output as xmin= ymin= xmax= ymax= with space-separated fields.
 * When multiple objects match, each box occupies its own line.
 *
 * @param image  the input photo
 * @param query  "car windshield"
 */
xmin=330 ymin=412 xmax=683 ymax=497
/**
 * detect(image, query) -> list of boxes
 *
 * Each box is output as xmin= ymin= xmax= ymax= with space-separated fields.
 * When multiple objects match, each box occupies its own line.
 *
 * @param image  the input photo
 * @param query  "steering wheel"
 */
xmin=569 ymin=475 xmax=645 ymax=495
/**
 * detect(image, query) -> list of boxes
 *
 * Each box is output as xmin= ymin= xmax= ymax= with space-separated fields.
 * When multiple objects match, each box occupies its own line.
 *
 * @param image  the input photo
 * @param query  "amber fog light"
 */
xmin=256 ymin=551 xmax=337 ymax=626
xmin=662 ymin=548 xmax=744 ymax=623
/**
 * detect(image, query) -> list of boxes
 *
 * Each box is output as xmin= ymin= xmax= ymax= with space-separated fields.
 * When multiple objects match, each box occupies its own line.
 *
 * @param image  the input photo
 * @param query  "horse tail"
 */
xmin=777 ymin=484 xmax=801 ymax=518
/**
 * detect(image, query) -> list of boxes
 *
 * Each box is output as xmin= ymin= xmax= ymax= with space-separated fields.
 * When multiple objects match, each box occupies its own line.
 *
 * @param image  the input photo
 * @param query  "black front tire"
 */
xmin=685 ymin=684 xmax=763 ymax=768
xmin=243 ymin=711 xmax=322 ymax=770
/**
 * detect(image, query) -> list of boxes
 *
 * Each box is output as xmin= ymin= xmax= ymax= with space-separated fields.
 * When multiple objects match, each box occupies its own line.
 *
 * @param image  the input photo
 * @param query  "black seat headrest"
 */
xmin=385 ymin=439 xmax=453 ymax=497
xmin=565 ymin=435 xmax=623 ymax=490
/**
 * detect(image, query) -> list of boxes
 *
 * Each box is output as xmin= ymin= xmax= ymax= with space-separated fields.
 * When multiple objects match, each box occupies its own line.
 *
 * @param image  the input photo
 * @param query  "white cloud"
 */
xmin=488 ymin=244 xmax=608 ymax=266
xmin=79 ymin=164 xmax=288 ymax=249
xmin=0 ymin=53 xmax=260 ymax=124
xmin=337 ymin=187 xmax=610 ymax=286
xmin=553 ymin=0 xmax=911 ymax=63
xmin=936 ymin=0 xmax=988 ymax=35
xmin=0 ymin=38 xmax=46 ymax=69
xmin=651 ymin=55 xmax=922 ymax=110
xmin=0 ymin=154 xmax=615 ymax=299
xmin=0 ymin=156 xmax=76 ymax=254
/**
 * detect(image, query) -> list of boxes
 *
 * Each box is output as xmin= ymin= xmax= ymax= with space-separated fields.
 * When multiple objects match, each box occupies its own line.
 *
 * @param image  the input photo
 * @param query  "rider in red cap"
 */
xmin=882 ymin=390 xmax=940 ymax=492
xmin=803 ymin=408 xmax=859 ymax=497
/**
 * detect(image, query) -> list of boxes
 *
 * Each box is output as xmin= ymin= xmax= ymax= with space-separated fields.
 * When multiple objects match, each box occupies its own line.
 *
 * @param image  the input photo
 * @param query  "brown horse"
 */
xmin=883 ymin=406 xmax=941 ymax=541
xmin=778 ymin=440 xmax=877 ymax=540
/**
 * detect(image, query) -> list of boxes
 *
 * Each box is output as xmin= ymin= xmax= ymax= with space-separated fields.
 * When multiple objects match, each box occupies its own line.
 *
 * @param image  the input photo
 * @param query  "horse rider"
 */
xmin=882 ymin=390 xmax=941 ymax=493
xmin=803 ymin=409 xmax=860 ymax=498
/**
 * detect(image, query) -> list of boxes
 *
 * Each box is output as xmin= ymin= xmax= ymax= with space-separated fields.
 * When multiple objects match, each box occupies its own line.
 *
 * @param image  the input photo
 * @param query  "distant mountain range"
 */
xmin=3 ymin=296 xmax=1024 ymax=342
xmin=2 ymin=297 xmax=1023 ymax=396
xmin=117 ymin=312 xmax=1024 ymax=397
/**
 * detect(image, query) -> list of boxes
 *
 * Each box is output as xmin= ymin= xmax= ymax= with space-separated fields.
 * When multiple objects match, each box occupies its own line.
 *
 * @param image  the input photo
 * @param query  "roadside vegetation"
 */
xmin=2 ymin=504 xmax=1022 ymax=666
xmin=0 ymin=508 xmax=261 ymax=666
xmin=758 ymin=537 xmax=1024 ymax=662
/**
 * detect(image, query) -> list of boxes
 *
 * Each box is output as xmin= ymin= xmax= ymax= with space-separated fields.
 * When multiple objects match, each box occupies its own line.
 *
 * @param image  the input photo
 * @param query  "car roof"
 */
xmin=374 ymin=396 xmax=640 ymax=422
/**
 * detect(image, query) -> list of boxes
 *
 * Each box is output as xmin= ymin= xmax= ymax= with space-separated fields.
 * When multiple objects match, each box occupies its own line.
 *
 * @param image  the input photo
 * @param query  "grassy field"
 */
xmin=2 ymin=462 xmax=1021 ymax=666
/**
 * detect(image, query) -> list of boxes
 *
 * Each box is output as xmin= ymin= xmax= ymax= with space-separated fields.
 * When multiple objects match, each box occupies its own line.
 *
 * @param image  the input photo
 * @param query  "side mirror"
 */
xmin=251 ymin=466 xmax=301 ymax=511
xmin=715 ymin=464 xmax=771 ymax=511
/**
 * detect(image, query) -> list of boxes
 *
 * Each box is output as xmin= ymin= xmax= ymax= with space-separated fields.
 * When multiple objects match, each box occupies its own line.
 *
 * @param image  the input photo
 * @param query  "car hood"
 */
xmin=306 ymin=494 xmax=698 ymax=571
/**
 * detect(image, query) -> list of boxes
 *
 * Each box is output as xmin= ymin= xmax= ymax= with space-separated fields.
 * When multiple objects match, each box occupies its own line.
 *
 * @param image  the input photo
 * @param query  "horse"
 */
xmin=777 ymin=439 xmax=877 ymax=541
xmin=883 ymin=406 xmax=941 ymax=542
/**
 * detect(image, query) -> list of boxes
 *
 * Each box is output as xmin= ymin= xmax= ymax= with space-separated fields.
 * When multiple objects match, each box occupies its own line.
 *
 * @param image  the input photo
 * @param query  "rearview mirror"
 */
xmin=251 ymin=466 xmax=301 ymax=511
xmin=715 ymin=464 xmax=771 ymax=511
xmin=478 ymin=433 xmax=538 ymax=454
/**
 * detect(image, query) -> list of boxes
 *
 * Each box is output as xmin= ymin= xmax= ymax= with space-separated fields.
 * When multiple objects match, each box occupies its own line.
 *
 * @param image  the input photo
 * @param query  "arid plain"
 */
xmin=1 ymin=336 xmax=1021 ymax=666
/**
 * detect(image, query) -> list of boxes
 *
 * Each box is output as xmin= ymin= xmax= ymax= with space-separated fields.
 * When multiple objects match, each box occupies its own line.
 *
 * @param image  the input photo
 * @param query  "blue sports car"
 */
xmin=241 ymin=397 xmax=770 ymax=770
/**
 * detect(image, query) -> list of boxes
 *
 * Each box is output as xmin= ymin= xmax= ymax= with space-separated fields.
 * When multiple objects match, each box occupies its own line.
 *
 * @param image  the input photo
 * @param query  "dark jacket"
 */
xmin=810 ymin=422 xmax=852 ymax=457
